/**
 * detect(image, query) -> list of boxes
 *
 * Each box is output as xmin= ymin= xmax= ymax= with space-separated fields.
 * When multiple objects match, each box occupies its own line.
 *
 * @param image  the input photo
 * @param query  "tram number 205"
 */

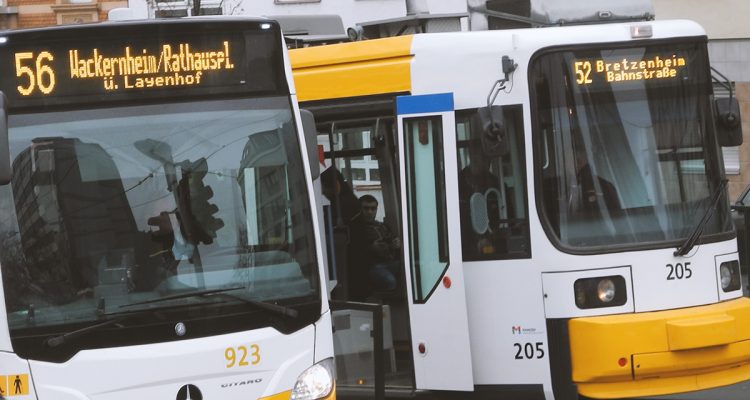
xmin=514 ymin=342 xmax=545 ymax=360
xmin=666 ymin=262 xmax=692 ymax=280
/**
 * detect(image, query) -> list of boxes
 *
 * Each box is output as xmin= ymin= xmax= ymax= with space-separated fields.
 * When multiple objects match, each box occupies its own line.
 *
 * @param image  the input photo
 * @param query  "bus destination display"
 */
xmin=19 ymin=41 xmax=235 ymax=96
xmin=0 ymin=24 xmax=285 ymax=109
xmin=572 ymin=53 xmax=688 ymax=86
xmin=14 ymin=39 xmax=240 ymax=96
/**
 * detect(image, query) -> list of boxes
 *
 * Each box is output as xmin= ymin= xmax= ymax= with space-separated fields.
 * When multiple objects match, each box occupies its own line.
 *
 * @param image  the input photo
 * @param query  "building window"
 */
xmin=200 ymin=7 xmax=222 ymax=15
xmin=152 ymin=0 xmax=223 ymax=18
xmin=155 ymin=8 xmax=188 ymax=18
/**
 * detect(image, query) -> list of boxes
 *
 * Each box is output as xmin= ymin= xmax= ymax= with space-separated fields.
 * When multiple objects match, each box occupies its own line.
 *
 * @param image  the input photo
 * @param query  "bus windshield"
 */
xmin=532 ymin=40 xmax=733 ymax=250
xmin=0 ymin=96 xmax=319 ymax=356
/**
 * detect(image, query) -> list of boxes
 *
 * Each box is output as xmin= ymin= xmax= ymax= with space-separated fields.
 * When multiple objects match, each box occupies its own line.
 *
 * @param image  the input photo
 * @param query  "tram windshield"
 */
xmin=0 ymin=96 xmax=319 ymax=359
xmin=532 ymin=41 xmax=732 ymax=250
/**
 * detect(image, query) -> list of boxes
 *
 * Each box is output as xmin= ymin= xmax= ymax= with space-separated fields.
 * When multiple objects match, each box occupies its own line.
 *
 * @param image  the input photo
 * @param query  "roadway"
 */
xmin=641 ymin=381 xmax=750 ymax=399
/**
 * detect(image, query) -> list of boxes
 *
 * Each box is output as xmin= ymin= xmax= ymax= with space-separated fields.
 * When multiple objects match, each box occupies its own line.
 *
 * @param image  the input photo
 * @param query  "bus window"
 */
xmin=456 ymin=106 xmax=530 ymax=261
xmin=4 ymin=98 xmax=320 ymax=337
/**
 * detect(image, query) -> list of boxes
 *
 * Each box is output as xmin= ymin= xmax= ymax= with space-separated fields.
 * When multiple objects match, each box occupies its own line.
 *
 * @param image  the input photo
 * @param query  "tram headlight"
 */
xmin=719 ymin=261 xmax=741 ymax=292
xmin=597 ymin=278 xmax=616 ymax=303
xmin=574 ymin=276 xmax=627 ymax=309
xmin=291 ymin=358 xmax=335 ymax=400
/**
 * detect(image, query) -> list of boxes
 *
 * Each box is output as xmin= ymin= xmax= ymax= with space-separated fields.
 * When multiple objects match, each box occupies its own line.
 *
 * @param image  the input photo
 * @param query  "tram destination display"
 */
xmin=568 ymin=46 xmax=697 ymax=90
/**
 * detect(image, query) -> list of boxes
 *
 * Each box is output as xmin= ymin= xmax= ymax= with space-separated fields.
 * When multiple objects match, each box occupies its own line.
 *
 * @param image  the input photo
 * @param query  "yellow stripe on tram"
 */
xmin=290 ymin=35 xmax=413 ymax=102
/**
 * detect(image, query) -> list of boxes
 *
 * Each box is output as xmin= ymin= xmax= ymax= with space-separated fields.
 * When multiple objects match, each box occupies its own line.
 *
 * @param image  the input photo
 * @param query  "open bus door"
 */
xmin=396 ymin=93 xmax=474 ymax=391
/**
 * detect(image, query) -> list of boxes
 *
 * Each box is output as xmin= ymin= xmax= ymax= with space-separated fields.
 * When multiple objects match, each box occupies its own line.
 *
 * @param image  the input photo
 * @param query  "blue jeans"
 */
xmin=368 ymin=261 xmax=399 ymax=292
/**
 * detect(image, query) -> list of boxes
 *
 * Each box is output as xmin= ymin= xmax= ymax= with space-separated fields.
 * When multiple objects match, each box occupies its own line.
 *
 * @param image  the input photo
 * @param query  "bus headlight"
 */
xmin=719 ymin=261 xmax=741 ymax=292
xmin=291 ymin=358 xmax=335 ymax=400
xmin=574 ymin=276 xmax=627 ymax=309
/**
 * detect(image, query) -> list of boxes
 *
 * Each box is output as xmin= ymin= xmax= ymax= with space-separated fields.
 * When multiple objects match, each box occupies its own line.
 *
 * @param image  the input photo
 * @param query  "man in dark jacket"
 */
xmin=350 ymin=195 xmax=401 ymax=296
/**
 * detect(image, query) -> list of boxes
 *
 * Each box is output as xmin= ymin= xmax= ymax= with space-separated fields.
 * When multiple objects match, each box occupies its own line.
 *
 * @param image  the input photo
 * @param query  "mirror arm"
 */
xmin=486 ymin=56 xmax=518 ymax=108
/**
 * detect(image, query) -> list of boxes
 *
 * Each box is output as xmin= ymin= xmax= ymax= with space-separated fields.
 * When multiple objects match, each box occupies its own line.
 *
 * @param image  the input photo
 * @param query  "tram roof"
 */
xmin=290 ymin=19 xmax=706 ymax=103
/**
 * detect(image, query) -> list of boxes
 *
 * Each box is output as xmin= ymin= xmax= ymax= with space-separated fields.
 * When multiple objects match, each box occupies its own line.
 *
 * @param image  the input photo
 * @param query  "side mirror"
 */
xmin=475 ymin=105 xmax=508 ymax=156
xmin=300 ymin=109 xmax=320 ymax=180
xmin=715 ymin=97 xmax=743 ymax=147
xmin=0 ymin=93 xmax=10 ymax=185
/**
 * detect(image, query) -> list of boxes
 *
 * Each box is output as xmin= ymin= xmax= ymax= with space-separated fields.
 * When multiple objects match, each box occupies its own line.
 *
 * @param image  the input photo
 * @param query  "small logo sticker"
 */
xmin=511 ymin=325 xmax=544 ymax=335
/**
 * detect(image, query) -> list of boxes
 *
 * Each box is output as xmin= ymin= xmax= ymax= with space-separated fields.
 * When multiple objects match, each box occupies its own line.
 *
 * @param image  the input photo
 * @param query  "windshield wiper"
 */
xmin=119 ymin=286 xmax=245 ymax=308
xmin=120 ymin=286 xmax=298 ymax=318
xmin=214 ymin=291 xmax=299 ymax=318
xmin=674 ymin=179 xmax=728 ymax=257
xmin=46 ymin=316 xmax=127 ymax=348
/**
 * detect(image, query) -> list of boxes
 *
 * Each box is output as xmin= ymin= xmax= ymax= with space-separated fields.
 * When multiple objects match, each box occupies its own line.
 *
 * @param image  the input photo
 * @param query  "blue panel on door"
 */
xmin=396 ymin=93 xmax=454 ymax=115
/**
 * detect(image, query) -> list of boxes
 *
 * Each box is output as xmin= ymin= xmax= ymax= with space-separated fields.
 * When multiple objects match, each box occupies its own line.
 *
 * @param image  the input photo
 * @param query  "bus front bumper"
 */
xmin=569 ymin=297 xmax=750 ymax=399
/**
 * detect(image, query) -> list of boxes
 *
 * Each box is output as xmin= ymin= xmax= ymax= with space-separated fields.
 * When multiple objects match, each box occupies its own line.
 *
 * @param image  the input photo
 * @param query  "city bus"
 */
xmin=290 ymin=15 xmax=748 ymax=400
xmin=0 ymin=18 xmax=335 ymax=400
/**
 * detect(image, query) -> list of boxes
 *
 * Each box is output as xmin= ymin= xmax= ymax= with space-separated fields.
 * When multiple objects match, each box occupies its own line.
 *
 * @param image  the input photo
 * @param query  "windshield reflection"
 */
xmin=0 ymin=97 xmax=319 ymax=331
xmin=532 ymin=41 xmax=732 ymax=250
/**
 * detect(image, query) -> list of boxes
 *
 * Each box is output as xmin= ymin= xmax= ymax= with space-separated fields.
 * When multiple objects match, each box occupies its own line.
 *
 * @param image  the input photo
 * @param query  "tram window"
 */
xmin=404 ymin=117 xmax=449 ymax=302
xmin=323 ymin=124 xmax=381 ymax=186
xmin=456 ymin=105 xmax=530 ymax=261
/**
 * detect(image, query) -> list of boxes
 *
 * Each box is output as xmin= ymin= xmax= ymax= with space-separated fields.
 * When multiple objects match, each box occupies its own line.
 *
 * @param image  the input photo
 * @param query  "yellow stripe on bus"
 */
xmin=258 ymin=386 xmax=336 ymax=400
xmin=258 ymin=390 xmax=291 ymax=400
xmin=290 ymin=36 xmax=413 ymax=102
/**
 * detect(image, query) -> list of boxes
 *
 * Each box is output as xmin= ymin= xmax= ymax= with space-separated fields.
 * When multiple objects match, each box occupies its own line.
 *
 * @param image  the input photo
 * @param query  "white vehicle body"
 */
xmin=292 ymin=18 xmax=749 ymax=399
xmin=0 ymin=18 xmax=335 ymax=400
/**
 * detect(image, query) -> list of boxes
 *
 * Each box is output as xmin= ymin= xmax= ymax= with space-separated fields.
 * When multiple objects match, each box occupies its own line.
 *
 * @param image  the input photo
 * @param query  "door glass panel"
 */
xmin=403 ymin=117 xmax=448 ymax=302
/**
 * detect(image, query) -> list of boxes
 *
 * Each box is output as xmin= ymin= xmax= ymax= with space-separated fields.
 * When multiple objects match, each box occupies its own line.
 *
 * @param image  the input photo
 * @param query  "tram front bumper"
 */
xmin=569 ymin=297 xmax=750 ymax=399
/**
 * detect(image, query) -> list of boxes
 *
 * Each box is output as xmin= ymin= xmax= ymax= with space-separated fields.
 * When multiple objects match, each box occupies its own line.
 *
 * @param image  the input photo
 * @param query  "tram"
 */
xmin=290 ymin=7 xmax=747 ymax=400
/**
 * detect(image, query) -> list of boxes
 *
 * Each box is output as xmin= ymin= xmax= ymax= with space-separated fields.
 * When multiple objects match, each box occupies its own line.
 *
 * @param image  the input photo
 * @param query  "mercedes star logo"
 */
xmin=176 ymin=384 xmax=202 ymax=400
xmin=175 ymin=322 xmax=187 ymax=337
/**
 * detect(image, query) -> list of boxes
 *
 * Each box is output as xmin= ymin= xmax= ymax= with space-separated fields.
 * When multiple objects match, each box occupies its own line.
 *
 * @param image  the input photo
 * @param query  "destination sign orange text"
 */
xmin=572 ymin=54 xmax=688 ymax=85
xmin=14 ymin=41 xmax=237 ymax=96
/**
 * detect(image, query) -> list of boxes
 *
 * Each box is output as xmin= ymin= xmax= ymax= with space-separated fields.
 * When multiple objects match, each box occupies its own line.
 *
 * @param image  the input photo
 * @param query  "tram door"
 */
xmin=397 ymin=93 xmax=474 ymax=390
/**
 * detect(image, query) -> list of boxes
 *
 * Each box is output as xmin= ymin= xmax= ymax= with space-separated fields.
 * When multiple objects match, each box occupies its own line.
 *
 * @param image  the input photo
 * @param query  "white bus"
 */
xmin=0 ymin=18 xmax=335 ymax=400
xmin=290 ymin=13 xmax=747 ymax=400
